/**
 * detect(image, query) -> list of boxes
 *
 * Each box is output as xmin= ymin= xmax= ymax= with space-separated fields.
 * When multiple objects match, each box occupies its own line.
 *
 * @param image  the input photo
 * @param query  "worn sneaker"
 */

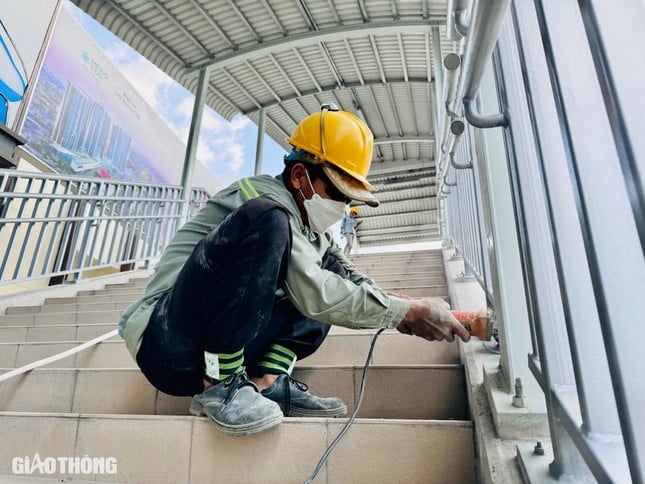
xmin=189 ymin=372 xmax=283 ymax=436
xmin=261 ymin=374 xmax=347 ymax=418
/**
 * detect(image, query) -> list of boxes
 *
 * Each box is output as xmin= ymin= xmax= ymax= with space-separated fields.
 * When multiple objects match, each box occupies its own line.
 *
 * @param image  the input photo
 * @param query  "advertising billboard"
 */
xmin=19 ymin=3 xmax=219 ymax=191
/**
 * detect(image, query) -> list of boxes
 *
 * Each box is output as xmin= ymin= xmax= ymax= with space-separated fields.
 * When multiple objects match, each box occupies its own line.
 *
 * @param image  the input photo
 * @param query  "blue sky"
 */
xmin=66 ymin=1 xmax=287 ymax=189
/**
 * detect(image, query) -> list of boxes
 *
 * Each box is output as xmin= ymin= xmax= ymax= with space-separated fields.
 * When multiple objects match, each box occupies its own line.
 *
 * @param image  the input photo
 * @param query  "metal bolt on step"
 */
xmin=512 ymin=377 xmax=525 ymax=408
xmin=533 ymin=441 xmax=545 ymax=456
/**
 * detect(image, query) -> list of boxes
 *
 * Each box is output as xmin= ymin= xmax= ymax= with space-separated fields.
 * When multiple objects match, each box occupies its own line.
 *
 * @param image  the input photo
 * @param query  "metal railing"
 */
xmin=438 ymin=0 xmax=510 ymax=303
xmin=0 ymin=169 xmax=210 ymax=286
xmin=440 ymin=0 xmax=644 ymax=482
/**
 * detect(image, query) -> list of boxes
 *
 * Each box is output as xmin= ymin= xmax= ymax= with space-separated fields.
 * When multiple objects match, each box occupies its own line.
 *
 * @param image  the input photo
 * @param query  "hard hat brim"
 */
xmin=323 ymin=163 xmax=379 ymax=207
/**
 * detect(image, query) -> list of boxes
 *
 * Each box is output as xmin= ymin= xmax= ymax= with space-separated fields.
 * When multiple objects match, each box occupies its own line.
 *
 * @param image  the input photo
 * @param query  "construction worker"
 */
xmin=341 ymin=206 xmax=361 ymax=255
xmin=118 ymin=104 xmax=470 ymax=437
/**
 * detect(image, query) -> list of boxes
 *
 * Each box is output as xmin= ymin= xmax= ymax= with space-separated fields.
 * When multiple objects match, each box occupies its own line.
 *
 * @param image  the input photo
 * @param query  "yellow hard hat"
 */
xmin=287 ymin=104 xmax=379 ymax=207
xmin=350 ymin=206 xmax=359 ymax=214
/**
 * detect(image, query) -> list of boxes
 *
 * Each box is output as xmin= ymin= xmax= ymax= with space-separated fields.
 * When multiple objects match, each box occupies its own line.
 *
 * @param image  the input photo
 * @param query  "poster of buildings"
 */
xmin=20 ymin=4 xmax=219 ymax=191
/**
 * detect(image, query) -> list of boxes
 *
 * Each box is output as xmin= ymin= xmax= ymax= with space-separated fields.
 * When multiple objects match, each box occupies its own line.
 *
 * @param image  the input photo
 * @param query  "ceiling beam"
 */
xmin=239 ymin=78 xmax=434 ymax=116
xmin=374 ymin=136 xmax=434 ymax=145
xmin=187 ymin=19 xmax=445 ymax=73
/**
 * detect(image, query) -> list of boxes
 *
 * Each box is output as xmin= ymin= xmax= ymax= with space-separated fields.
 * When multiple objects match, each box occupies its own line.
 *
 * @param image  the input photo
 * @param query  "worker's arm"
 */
xmin=284 ymin=226 xmax=409 ymax=330
xmin=394 ymin=297 xmax=471 ymax=342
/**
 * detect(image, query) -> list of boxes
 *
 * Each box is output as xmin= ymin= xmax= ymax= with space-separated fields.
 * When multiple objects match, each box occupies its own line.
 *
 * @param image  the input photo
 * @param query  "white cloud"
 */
xmin=103 ymin=41 xmax=138 ymax=65
xmin=197 ymin=138 xmax=216 ymax=165
xmin=202 ymin=108 xmax=228 ymax=133
xmin=176 ymin=97 xmax=195 ymax=119
xmin=229 ymin=115 xmax=251 ymax=131
xmin=226 ymin=142 xmax=246 ymax=172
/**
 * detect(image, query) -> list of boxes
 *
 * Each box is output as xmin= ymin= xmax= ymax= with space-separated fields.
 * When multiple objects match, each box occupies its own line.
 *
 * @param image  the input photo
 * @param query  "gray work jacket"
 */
xmin=118 ymin=174 xmax=410 ymax=359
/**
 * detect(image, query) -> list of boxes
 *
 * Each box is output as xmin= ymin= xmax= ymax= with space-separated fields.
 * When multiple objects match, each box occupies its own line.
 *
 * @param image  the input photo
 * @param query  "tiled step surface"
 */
xmin=0 ymin=413 xmax=475 ymax=484
xmin=0 ymin=309 xmax=124 ymax=327
xmin=5 ymin=301 xmax=133 ymax=315
xmin=0 ymin=330 xmax=460 ymax=369
xmin=374 ymin=285 xmax=448 ymax=297
xmin=44 ymin=294 xmax=139 ymax=305
xmin=0 ymin=323 xmax=119 ymax=343
xmin=352 ymin=250 xmax=449 ymax=298
xmin=0 ymin=365 xmax=467 ymax=419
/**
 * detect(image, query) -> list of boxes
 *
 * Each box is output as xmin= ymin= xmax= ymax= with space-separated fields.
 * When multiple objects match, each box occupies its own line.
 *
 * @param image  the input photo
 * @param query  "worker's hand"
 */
xmin=395 ymin=297 xmax=470 ymax=343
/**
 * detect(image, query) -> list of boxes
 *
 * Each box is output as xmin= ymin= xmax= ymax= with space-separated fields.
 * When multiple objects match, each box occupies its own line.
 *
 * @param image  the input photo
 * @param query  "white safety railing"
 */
xmin=0 ymin=169 xmax=209 ymax=286
xmin=439 ymin=0 xmax=644 ymax=482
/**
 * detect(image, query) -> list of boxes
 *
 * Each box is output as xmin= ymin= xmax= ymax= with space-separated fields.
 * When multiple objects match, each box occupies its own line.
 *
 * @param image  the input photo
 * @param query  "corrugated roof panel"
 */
xmin=165 ymin=2 xmax=225 ymax=56
xmin=196 ymin=1 xmax=258 ymax=50
xmin=362 ymin=0 xmax=399 ymax=20
xmin=296 ymin=43 xmax=342 ymax=90
xmin=321 ymin=39 xmax=360 ymax=85
xmin=388 ymin=84 xmax=416 ymax=134
xmin=264 ymin=1 xmax=314 ymax=34
xmin=369 ymin=84 xmax=398 ymax=136
xmin=359 ymin=209 xmax=436 ymax=231
xmin=300 ymin=0 xmax=341 ymax=30
xmin=395 ymin=0 xmax=445 ymax=19
xmin=372 ymin=35 xmax=408 ymax=81
xmin=224 ymin=63 xmax=273 ymax=108
xmin=209 ymin=69 xmax=253 ymax=113
xmin=271 ymin=49 xmax=318 ymax=97
xmin=427 ymin=0 xmax=451 ymax=17
xmin=372 ymin=185 xmax=436 ymax=203
xmin=410 ymin=84 xmax=434 ymax=134
xmin=345 ymin=37 xmax=380 ymax=83
xmin=401 ymin=34 xmax=433 ymax=80
xmin=244 ymin=58 xmax=286 ymax=104
xmin=234 ymin=0 xmax=294 ymax=42
xmin=389 ymin=143 xmax=405 ymax=161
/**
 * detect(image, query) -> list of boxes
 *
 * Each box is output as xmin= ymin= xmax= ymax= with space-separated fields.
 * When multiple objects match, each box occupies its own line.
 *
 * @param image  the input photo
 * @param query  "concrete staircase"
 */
xmin=0 ymin=249 xmax=475 ymax=483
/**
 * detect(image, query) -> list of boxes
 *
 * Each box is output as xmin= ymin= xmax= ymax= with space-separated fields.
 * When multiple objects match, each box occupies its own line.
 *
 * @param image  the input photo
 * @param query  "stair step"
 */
xmin=104 ymin=281 xmax=148 ymax=289
xmin=355 ymin=262 xmax=445 ymax=270
xmin=0 ymin=365 xmax=466 ymax=419
xmin=0 ymin=309 xmax=123 ymax=327
xmin=306 ymin=330 xmax=460 ymax=365
xmin=0 ymin=339 xmax=127 ymax=369
xmin=5 ymin=301 xmax=133 ymax=315
xmin=351 ymin=250 xmax=443 ymax=260
xmin=364 ymin=274 xmax=446 ymax=285
xmin=0 ymin=324 xmax=119 ymax=343
xmin=0 ymin=332 xmax=459 ymax=368
xmin=375 ymin=286 xmax=449 ymax=297
xmin=0 ymin=413 xmax=475 ymax=483
xmin=76 ymin=288 xmax=145 ymax=297
xmin=44 ymin=294 xmax=138 ymax=305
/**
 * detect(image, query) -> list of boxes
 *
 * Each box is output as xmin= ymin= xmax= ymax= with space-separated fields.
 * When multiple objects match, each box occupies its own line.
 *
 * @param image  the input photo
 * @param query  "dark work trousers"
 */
xmin=136 ymin=198 xmax=347 ymax=397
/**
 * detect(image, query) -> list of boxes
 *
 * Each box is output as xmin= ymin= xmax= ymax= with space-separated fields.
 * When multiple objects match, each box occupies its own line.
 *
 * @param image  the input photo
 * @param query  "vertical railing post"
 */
xmin=254 ymin=108 xmax=265 ymax=176
xmin=180 ymin=67 xmax=210 ymax=226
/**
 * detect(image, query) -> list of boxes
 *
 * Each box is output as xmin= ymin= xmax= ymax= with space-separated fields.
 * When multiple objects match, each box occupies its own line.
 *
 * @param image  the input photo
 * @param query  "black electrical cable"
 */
xmin=303 ymin=327 xmax=386 ymax=484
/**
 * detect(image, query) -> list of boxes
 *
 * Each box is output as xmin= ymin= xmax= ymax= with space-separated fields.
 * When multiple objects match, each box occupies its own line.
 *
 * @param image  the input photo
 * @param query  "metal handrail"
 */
xmin=0 ymin=169 xmax=210 ymax=287
xmin=453 ymin=0 xmax=511 ymax=128
xmin=447 ymin=0 xmax=471 ymax=40
xmin=450 ymin=153 xmax=472 ymax=170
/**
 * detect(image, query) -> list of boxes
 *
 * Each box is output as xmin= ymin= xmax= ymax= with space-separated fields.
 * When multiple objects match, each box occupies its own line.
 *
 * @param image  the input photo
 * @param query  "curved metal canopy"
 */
xmin=70 ymin=0 xmax=458 ymax=247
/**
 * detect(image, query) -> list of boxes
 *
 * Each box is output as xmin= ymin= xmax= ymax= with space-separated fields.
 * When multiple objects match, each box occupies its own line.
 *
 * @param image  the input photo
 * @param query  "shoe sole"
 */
xmin=189 ymin=399 xmax=283 ymax=437
xmin=278 ymin=403 xmax=348 ymax=418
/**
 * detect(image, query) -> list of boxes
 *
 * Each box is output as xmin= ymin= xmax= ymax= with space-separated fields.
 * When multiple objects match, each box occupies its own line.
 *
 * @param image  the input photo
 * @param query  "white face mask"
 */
xmin=300 ymin=171 xmax=346 ymax=233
